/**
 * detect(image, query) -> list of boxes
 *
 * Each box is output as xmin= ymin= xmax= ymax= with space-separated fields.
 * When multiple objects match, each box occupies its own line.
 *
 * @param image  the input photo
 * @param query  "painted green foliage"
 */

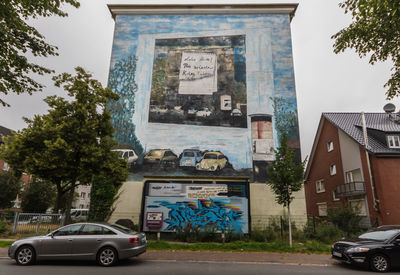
xmin=150 ymin=57 xmax=167 ymax=105
xmin=332 ymin=0 xmax=400 ymax=99
xmin=108 ymin=55 xmax=144 ymax=155
xmin=0 ymin=0 xmax=80 ymax=106
xmin=272 ymin=97 xmax=299 ymax=139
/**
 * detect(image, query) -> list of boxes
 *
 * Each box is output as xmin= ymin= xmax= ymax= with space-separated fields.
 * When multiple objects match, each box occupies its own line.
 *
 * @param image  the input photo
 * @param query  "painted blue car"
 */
xmin=179 ymin=149 xmax=203 ymax=168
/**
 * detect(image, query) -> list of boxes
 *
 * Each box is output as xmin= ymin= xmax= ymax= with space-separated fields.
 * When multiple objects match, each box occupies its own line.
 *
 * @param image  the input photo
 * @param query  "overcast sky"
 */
xmin=0 ymin=0 xmax=395 ymax=160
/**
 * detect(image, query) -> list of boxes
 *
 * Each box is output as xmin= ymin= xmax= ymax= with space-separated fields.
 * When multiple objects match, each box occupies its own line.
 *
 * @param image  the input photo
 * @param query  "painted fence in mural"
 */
xmin=143 ymin=182 xmax=249 ymax=233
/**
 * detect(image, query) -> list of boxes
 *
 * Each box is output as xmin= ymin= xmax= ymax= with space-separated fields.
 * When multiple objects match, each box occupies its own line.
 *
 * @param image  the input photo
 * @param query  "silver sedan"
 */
xmin=8 ymin=222 xmax=146 ymax=266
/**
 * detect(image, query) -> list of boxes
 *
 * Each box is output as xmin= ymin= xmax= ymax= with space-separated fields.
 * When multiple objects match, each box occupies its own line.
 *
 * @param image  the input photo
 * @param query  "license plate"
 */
xmin=333 ymin=251 xmax=342 ymax=257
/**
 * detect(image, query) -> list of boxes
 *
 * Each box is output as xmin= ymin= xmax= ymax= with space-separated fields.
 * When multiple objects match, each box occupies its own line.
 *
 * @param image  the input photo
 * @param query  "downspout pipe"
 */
xmin=361 ymin=112 xmax=379 ymax=212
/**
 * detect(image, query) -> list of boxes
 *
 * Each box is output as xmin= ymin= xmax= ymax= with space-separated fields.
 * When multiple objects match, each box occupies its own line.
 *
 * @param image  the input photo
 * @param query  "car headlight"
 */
xmin=346 ymin=247 xmax=370 ymax=253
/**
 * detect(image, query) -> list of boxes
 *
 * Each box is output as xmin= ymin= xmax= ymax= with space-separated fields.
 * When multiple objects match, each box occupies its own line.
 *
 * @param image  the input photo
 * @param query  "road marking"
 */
xmin=145 ymin=259 xmax=331 ymax=267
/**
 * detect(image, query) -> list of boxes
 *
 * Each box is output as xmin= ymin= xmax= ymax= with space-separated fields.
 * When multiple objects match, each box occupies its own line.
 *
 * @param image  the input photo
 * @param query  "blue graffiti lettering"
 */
xmin=155 ymin=198 xmax=245 ymax=233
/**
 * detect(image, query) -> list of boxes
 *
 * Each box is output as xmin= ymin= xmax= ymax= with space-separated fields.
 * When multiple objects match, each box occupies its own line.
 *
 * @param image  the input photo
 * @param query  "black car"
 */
xmin=332 ymin=226 xmax=400 ymax=272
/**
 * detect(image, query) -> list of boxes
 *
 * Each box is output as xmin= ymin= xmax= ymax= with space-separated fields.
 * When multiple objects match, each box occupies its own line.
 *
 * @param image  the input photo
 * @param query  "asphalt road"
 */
xmin=1 ymin=258 xmax=398 ymax=275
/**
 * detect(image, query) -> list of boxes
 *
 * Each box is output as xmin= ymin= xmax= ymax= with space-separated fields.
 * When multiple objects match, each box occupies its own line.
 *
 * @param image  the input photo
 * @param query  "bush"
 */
xmin=327 ymin=206 xmax=362 ymax=236
xmin=0 ymin=219 xmax=11 ymax=236
xmin=315 ymin=222 xmax=344 ymax=244
xmin=250 ymin=227 xmax=279 ymax=242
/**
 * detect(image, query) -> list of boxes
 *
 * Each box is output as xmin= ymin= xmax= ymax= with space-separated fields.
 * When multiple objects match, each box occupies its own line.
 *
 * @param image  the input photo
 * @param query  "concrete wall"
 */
xmin=110 ymin=180 xmax=308 ymax=230
xmin=338 ymin=129 xmax=364 ymax=178
xmin=108 ymin=181 xmax=144 ymax=225
xmin=250 ymin=183 xmax=307 ymax=228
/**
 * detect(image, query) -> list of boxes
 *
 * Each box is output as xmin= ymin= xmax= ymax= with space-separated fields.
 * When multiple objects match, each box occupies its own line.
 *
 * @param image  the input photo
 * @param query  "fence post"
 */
xmin=280 ymin=216 xmax=284 ymax=239
xmin=36 ymin=214 xmax=42 ymax=235
xmin=12 ymin=212 xmax=19 ymax=234
xmin=313 ymin=216 xmax=316 ymax=234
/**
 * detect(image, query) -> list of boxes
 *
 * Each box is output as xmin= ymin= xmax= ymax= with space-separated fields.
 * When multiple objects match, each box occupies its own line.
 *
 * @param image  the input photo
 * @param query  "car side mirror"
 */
xmin=394 ymin=239 xmax=400 ymax=246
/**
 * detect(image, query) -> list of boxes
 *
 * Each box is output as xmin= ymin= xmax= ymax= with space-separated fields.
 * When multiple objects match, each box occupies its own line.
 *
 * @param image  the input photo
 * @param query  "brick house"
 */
xmin=304 ymin=112 xmax=400 ymax=227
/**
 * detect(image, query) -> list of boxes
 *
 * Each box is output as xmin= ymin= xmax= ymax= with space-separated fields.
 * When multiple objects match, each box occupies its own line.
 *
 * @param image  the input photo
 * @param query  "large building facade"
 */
xmin=107 ymin=4 xmax=305 ymax=233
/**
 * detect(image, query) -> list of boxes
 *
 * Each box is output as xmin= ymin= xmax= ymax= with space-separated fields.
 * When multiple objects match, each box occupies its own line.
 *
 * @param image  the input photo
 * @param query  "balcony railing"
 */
xmin=335 ymin=181 xmax=366 ymax=197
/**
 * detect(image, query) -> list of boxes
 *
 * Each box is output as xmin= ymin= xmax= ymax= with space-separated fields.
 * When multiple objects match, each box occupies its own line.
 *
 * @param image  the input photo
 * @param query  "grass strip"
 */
xmin=0 ymin=241 xmax=13 ymax=248
xmin=147 ymin=240 xmax=331 ymax=254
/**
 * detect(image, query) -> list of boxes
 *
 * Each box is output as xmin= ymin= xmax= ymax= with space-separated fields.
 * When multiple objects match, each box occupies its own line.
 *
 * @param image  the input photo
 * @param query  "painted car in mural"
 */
xmin=196 ymin=151 xmax=228 ymax=172
xmin=179 ymin=149 xmax=203 ymax=168
xmin=112 ymin=149 xmax=138 ymax=165
xmin=143 ymin=149 xmax=178 ymax=168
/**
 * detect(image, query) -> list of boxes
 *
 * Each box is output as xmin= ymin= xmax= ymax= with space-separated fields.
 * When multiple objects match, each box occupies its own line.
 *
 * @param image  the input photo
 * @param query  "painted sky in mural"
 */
xmin=108 ymin=13 xmax=300 ymax=179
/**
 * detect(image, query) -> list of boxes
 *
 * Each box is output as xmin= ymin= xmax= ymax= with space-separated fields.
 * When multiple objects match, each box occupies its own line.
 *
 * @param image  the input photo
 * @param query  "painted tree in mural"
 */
xmin=150 ymin=57 xmax=166 ymax=105
xmin=0 ymin=0 xmax=80 ymax=106
xmin=267 ymin=132 xmax=305 ymax=247
xmin=0 ymin=67 xmax=127 ymax=223
xmin=272 ymin=96 xmax=299 ymax=139
xmin=333 ymin=0 xmax=400 ymax=98
xmin=108 ymin=55 xmax=144 ymax=155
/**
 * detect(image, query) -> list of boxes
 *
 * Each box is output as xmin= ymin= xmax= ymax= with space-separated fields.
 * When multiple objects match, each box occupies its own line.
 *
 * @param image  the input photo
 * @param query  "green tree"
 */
xmin=0 ymin=67 xmax=128 ymax=223
xmin=0 ymin=0 xmax=80 ymax=107
xmin=0 ymin=171 xmax=22 ymax=208
xmin=332 ymin=0 xmax=400 ymax=98
xmin=267 ymin=133 xmax=305 ymax=247
xmin=20 ymin=178 xmax=56 ymax=213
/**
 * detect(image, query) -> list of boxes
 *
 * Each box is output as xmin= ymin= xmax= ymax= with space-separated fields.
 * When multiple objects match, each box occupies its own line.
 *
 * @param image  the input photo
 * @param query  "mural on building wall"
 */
xmin=108 ymin=12 xmax=301 ymax=181
xmin=143 ymin=182 xmax=249 ymax=233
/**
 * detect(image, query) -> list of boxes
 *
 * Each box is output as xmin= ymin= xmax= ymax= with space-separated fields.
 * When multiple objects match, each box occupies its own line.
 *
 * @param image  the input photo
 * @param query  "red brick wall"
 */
xmin=369 ymin=156 xmax=400 ymax=225
xmin=305 ymin=118 xmax=345 ymax=216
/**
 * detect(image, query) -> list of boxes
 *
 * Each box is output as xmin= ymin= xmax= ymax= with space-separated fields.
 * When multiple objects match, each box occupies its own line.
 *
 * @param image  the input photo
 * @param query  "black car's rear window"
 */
xmin=358 ymin=230 xmax=399 ymax=241
xmin=110 ymin=224 xmax=136 ymax=234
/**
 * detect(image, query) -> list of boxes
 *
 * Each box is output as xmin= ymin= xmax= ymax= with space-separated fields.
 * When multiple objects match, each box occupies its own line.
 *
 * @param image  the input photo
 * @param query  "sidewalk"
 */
xmin=1 ymin=247 xmax=334 ymax=266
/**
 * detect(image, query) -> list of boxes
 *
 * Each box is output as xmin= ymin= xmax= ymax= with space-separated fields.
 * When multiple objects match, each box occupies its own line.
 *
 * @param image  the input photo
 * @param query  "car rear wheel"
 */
xmin=16 ymin=245 xmax=35 ymax=265
xmin=97 ymin=247 xmax=118 ymax=267
xmin=370 ymin=254 xmax=390 ymax=272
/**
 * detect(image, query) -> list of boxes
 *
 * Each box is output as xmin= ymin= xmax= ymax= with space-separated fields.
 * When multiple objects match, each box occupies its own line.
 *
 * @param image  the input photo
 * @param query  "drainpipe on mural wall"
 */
xmin=361 ymin=112 xmax=380 ymax=212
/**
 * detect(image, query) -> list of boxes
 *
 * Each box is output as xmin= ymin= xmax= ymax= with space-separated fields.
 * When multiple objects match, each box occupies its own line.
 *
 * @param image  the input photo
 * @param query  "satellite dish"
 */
xmin=383 ymin=103 xmax=396 ymax=113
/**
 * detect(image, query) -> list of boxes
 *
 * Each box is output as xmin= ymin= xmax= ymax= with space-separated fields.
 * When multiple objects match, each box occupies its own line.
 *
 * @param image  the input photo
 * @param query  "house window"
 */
xmin=327 ymin=141 xmax=334 ymax=152
xmin=3 ymin=162 xmax=9 ymax=171
xmin=387 ymin=135 xmax=400 ymax=148
xmin=315 ymin=180 xmax=325 ymax=193
xmin=345 ymin=168 xmax=362 ymax=183
xmin=317 ymin=202 xmax=327 ymax=216
xmin=332 ymin=190 xmax=340 ymax=201
xmin=349 ymin=199 xmax=367 ymax=216
xmin=330 ymin=164 xmax=337 ymax=175
xmin=81 ymin=192 xmax=86 ymax=199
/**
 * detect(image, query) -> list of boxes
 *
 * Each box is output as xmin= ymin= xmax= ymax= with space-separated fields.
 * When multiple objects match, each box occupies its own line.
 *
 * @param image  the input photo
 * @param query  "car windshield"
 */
xmin=148 ymin=150 xmax=162 ymax=157
xmin=110 ymin=224 xmax=136 ymax=234
xmin=183 ymin=152 xmax=195 ymax=157
xmin=204 ymin=153 xmax=217 ymax=159
xmin=358 ymin=230 xmax=399 ymax=241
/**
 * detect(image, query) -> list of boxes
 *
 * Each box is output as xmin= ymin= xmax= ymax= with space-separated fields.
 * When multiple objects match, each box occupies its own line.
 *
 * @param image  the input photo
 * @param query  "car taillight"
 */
xmin=129 ymin=237 xmax=139 ymax=244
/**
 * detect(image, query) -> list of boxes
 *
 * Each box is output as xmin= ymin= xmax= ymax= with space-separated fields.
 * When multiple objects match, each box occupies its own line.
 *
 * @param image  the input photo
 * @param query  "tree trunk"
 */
xmin=288 ymin=203 xmax=292 ymax=248
xmin=64 ymin=185 xmax=76 ymax=225
xmin=53 ymin=183 xmax=63 ymax=214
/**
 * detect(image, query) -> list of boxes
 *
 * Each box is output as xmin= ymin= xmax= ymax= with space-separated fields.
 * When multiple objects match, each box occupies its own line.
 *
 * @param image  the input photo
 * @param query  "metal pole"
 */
xmin=36 ymin=214 xmax=42 ymax=235
xmin=12 ymin=212 xmax=19 ymax=234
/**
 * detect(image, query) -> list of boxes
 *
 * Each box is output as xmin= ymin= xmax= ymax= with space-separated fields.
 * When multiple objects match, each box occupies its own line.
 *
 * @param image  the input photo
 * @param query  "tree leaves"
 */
xmin=332 ymin=0 xmax=400 ymax=99
xmin=267 ymin=133 xmax=304 ymax=207
xmin=0 ymin=0 xmax=80 ymax=106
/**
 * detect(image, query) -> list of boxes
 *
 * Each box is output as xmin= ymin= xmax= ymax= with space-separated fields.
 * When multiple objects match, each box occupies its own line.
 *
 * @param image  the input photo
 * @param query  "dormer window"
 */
xmin=387 ymin=135 xmax=400 ymax=148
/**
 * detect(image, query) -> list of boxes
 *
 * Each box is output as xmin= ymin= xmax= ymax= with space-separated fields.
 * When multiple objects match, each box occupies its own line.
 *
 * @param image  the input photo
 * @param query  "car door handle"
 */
xmin=68 ymin=239 xmax=73 ymax=242
xmin=96 ymin=239 xmax=102 ymax=242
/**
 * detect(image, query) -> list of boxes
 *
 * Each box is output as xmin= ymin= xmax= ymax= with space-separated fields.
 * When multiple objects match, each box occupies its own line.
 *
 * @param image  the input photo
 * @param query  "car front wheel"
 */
xmin=16 ymin=246 xmax=35 ymax=265
xmin=370 ymin=254 xmax=390 ymax=272
xmin=97 ymin=247 xmax=118 ymax=267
